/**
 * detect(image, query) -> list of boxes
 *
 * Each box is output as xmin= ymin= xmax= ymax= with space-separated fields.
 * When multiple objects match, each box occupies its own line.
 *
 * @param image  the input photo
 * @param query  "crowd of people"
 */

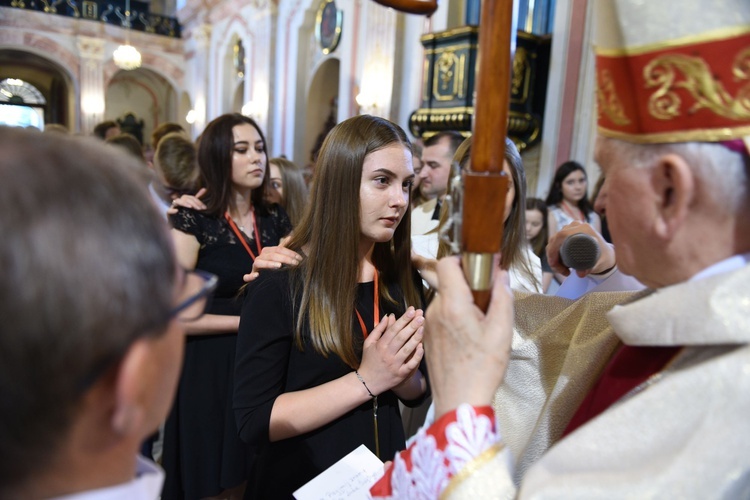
xmin=2 ymin=0 xmax=748 ymax=498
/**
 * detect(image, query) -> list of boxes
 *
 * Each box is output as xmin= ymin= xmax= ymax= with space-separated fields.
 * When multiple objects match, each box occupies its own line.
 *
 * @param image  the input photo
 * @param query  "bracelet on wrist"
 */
xmin=355 ymin=370 xmax=376 ymax=398
xmin=355 ymin=370 xmax=380 ymax=459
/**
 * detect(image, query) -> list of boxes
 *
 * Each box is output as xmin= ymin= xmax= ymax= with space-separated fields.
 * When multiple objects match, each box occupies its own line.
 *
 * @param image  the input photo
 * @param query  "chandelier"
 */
xmin=113 ymin=44 xmax=141 ymax=70
xmin=113 ymin=0 xmax=142 ymax=70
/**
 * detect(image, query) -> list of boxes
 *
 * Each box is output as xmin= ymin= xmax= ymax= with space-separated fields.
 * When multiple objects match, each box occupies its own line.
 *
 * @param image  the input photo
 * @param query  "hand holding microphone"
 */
xmin=547 ymin=221 xmax=615 ymax=277
xmin=560 ymin=233 xmax=601 ymax=271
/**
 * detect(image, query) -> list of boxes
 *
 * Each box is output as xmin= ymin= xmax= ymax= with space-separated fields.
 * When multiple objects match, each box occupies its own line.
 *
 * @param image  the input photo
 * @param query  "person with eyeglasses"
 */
xmin=161 ymin=113 xmax=293 ymax=500
xmin=0 ymin=127 xmax=216 ymax=499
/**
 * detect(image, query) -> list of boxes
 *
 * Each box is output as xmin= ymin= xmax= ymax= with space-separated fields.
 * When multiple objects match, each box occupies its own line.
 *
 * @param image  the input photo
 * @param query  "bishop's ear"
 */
xmin=651 ymin=153 xmax=694 ymax=240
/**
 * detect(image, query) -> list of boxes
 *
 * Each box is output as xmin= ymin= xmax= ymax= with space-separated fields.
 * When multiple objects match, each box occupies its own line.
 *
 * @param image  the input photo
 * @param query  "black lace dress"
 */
xmin=161 ymin=204 xmax=291 ymax=500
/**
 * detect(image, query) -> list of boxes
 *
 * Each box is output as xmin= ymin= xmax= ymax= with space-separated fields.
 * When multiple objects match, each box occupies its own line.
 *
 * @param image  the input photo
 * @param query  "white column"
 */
xmin=356 ymin=1 xmax=396 ymax=119
xmin=191 ymin=23 xmax=212 ymax=134
xmin=76 ymin=36 xmax=106 ymax=135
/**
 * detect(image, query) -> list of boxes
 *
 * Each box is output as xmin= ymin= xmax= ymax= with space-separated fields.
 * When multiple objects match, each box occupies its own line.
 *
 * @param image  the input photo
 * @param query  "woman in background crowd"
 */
xmin=265 ymin=156 xmax=309 ymax=227
xmin=526 ymin=197 xmax=555 ymax=293
xmin=545 ymin=160 xmax=601 ymax=239
xmin=545 ymin=161 xmax=601 ymax=283
xmin=162 ymin=113 xmax=292 ymax=500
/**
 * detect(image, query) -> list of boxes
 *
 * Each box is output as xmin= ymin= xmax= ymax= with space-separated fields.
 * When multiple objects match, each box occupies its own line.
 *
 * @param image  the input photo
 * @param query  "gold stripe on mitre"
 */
xmin=595 ymin=26 xmax=750 ymax=144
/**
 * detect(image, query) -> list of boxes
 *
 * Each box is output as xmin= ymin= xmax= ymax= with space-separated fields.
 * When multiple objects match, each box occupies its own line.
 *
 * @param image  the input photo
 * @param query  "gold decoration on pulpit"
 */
xmin=433 ymin=51 xmax=464 ymax=101
xmin=511 ymin=47 xmax=531 ymax=103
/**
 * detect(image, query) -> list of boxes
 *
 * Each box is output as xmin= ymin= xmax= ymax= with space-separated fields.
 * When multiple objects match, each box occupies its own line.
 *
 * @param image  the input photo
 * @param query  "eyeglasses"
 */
xmin=74 ymin=269 xmax=218 ymax=394
xmin=170 ymin=269 xmax=218 ymax=322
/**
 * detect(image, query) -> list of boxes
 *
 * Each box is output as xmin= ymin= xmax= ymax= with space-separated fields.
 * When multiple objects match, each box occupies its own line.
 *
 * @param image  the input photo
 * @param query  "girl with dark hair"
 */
xmin=234 ymin=115 xmax=427 ymax=498
xmin=526 ymin=197 xmax=555 ymax=292
xmin=544 ymin=160 xmax=601 ymax=239
xmin=162 ymin=113 xmax=292 ymax=500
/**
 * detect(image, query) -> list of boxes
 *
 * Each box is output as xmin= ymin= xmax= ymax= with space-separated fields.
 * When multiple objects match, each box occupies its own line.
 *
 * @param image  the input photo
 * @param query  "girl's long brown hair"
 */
xmin=285 ymin=115 xmax=421 ymax=368
xmin=437 ymin=137 xmax=539 ymax=290
xmin=268 ymin=157 xmax=309 ymax=227
xmin=525 ymin=197 xmax=548 ymax=258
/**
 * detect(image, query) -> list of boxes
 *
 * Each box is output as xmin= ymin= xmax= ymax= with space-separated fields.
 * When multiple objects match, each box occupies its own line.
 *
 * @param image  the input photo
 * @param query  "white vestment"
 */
xmin=448 ymin=262 xmax=750 ymax=498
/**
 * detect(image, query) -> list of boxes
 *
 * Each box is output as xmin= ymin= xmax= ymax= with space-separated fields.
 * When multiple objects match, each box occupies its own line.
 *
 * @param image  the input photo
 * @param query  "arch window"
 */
xmin=0 ymin=78 xmax=46 ymax=129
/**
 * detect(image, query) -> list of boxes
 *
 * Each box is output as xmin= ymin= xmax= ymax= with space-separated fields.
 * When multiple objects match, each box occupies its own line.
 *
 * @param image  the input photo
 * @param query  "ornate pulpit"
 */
xmin=409 ymin=27 xmax=551 ymax=152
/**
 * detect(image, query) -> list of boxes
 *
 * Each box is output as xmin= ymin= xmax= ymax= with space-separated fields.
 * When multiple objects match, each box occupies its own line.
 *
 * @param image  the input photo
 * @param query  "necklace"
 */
xmin=225 ymin=209 xmax=262 ymax=260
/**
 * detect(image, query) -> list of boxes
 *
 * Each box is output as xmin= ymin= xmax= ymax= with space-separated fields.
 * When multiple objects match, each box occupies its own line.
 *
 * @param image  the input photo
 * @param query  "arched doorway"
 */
xmin=300 ymin=58 xmax=340 ymax=169
xmin=106 ymin=67 xmax=179 ymax=148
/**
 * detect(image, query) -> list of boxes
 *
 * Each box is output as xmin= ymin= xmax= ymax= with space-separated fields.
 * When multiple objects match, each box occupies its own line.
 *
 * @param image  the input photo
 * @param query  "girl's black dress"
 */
xmin=162 ymin=205 xmax=291 ymax=500
xmin=234 ymin=268 xmax=428 ymax=498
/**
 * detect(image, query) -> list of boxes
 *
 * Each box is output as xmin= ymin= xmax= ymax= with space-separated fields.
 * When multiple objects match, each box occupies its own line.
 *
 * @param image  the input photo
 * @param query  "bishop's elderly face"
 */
xmin=593 ymin=136 xmax=659 ymax=285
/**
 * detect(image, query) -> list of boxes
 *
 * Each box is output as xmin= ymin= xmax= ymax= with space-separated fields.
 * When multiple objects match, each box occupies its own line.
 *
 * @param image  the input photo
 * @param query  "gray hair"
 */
xmin=606 ymin=138 xmax=748 ymax=213
xmin=0 ymin=127 xmax=176 ymax=492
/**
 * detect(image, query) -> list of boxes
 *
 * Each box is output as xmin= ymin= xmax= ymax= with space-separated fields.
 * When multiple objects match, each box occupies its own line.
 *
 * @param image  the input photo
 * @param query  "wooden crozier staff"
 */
xmin=373 ymin=0 xmax=514 ymax=310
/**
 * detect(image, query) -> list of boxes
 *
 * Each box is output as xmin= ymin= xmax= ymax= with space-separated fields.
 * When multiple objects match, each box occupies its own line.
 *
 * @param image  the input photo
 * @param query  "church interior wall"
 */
xmin=0 ymin=0 xmax=609 ymax=202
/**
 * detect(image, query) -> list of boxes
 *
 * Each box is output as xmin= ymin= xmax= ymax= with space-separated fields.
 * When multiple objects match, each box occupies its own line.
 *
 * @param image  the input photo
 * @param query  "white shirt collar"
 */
xmin=690 ymin=253 xmax=750 ymax=282
xmin=52 ymin=455 xmax=164 ymax=500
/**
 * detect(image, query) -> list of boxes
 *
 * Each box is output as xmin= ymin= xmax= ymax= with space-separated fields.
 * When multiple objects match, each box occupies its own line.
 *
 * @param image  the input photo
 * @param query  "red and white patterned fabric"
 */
xmin=370 ymin=404 xmax=499 ymax=499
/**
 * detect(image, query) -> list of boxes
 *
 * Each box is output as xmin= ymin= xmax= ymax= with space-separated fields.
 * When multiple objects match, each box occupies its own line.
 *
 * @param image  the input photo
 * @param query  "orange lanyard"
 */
xmin=355 ymin=271 xmax=379 ymax=338
xmin=225 ymin=211 xmax=262 ymax=261
xmin=561 ymin=201 xmax=584 ymax=222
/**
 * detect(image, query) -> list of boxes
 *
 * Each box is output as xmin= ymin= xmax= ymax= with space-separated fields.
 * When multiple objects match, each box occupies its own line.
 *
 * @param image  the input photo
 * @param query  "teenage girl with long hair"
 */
xmin=265 ymin=156 xmax=310 ymax=227
xmin=234 ymin=115 xmax=428 ymax=497
xmin=163 ymin=113 xmax=292 ymax=500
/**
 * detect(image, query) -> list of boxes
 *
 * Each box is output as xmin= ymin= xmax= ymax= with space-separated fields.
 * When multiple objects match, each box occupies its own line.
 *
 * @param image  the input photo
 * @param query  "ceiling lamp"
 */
xmin=113 ymin=44 xmax=142 ymax=70
xmin=113 ymin=0 xmax=142 ymax=70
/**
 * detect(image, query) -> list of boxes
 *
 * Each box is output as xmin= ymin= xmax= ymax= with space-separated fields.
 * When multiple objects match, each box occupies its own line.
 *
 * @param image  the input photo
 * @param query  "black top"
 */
xmin=161 ymin=205 xmax=291 ymax=499
xmin=169 ymin=205 xmax=292 ymax=315
xmin=235 ymin=268 xmax=427 ymax=498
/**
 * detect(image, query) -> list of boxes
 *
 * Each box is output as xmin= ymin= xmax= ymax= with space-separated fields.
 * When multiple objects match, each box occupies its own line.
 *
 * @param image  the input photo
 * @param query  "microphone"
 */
xmin=560 ymin=233 xmax=600 ymax=271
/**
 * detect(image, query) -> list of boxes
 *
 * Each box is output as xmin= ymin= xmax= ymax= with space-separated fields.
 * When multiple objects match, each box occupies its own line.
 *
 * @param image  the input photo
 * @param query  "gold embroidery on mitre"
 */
xmin=597 ymin=69 xmax=631 ymax=126
xmin=733 ymin=48 xmax=750 ymax=113
xmin=645 ymin=53 xmax=750 ymax=121
xmin=734 ymin=47 xmax=750 ymax=79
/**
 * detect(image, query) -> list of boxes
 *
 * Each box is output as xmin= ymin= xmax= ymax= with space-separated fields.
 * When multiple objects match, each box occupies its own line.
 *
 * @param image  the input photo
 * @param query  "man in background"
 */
xmin=411 ymin=130 xmax=464 ymax=236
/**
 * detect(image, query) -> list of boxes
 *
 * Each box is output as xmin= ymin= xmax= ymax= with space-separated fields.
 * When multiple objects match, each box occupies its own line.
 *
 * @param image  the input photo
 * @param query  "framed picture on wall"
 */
xmin=315 ymin=0 xmax=343 ymax=55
